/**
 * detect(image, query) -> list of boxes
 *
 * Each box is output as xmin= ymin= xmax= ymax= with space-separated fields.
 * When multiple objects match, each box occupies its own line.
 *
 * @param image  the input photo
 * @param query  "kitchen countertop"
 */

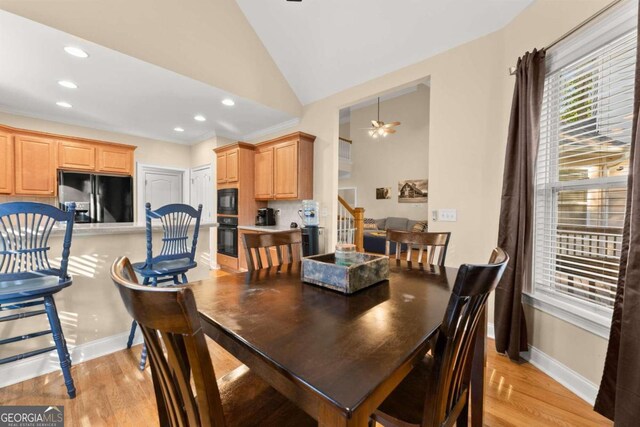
xmin=238 ymin=224 xmax=301 ymax=233
xmin=51 ymin=221 xmax=218 ymax=237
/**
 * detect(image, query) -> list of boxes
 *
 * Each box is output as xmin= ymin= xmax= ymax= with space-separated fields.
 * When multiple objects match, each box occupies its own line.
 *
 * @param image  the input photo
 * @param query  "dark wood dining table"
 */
xmin=190 ymin=261 xmax=487 ymax=426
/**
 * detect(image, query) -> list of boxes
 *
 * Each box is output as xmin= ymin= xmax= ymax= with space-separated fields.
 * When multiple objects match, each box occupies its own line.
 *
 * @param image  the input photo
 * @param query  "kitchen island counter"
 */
xmin=238 ymin=224 xmax=299 ymax=233
xmin=52 ymin=221 xmax=217 ymax=237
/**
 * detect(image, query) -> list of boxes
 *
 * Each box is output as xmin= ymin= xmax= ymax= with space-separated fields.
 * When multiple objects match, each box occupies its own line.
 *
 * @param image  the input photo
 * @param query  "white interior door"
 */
xmin=190 ymin=166 xmax=213 ymax=222
xmin=144 ymin=170 xmax=183 ymax=208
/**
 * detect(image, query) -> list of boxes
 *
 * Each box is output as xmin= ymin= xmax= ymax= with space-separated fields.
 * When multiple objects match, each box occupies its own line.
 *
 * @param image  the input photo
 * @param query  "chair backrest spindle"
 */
xmin=385 ymin=230 xmax=451 ymax=266
xmin=0 ymin=202 xmax=75 ymax=281
xmin=242 ymin=230 xmax=303 ymax=272
xmin=144 ymin=203 xmax=203 ymax=267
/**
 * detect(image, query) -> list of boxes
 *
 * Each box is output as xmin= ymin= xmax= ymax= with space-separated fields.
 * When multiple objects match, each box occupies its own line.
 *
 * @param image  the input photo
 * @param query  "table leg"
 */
xmin=470 ymin=304 xmax=487 ymax=427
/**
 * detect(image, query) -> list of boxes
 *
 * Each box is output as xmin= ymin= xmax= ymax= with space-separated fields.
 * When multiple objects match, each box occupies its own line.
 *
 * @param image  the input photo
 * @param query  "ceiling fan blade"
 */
xmin=383 ymin=122 xmax=401 ymax=128
xmin=384 ymin=128 xmax=397 ymax=134
xmin=371 ymin=120 xmax=381 ymax=128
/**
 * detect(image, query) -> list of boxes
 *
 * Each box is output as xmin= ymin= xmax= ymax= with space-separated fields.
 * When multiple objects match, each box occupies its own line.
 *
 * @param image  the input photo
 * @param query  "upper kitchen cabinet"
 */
xmin=216 ymin=147 xmax=239 ymax=184
xmin=254 ymin=147 xmax=273 ymax=199
xmin=58 ymin=139 xmax=96 ymax=171
xmin=96 ymin=144 xmax=134 ymax=175
xmin=14 ymin=134 xmax=57 ymax=196
xmin=0 ymin=131 xmax=14 ymax=194
xmin=254 ymin=132 xmax=315 ymax=200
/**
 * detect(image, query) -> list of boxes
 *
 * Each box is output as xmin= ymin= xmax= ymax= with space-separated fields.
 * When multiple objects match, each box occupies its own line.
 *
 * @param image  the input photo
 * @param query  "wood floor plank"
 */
xmin=0 ymin=334 xmax=611 ymax=427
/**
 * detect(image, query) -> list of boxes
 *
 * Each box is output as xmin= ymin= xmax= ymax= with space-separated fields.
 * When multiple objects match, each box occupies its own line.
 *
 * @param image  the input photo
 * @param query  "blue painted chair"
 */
xmin=127 ymin=202 xmax=202 ymax=369
xmin=0 ymin=202 xmax=76 ymax=398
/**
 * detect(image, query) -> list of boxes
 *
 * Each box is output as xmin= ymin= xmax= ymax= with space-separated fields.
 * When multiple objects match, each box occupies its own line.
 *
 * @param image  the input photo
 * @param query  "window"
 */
xmin=532 ymin=0 xmax=637 ymax=326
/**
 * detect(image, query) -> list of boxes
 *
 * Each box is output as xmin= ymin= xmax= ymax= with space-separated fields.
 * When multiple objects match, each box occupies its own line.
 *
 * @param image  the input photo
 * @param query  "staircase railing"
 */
xmin=339 ymin=137 xmax=352 ymax=163
xmin=337 ymin=195 xmax=365 ymax=252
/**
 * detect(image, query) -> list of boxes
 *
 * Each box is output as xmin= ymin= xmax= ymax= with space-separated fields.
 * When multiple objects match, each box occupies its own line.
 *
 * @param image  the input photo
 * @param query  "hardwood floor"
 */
xmin=0 ymin=337 xmax=610 ymax=426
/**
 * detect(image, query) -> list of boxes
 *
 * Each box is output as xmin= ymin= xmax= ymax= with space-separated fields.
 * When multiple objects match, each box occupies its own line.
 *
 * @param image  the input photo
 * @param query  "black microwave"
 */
xmin=217 ymin=188 xmax=238 ymax=215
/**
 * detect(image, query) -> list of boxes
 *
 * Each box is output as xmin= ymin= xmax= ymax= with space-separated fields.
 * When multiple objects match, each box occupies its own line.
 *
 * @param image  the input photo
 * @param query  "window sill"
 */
xmin=523 ymin=292 xmax=612 ymax=339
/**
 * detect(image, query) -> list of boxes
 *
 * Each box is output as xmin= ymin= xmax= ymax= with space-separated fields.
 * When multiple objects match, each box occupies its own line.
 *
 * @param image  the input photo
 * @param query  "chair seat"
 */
xmin=218 ymin=365 xmax=316 ymax=427
xmin=0 ymin=275 xmax=71 ymax=302
xmin=373 ymin=355 xmax=435 ymax=427
xmin=132 ymin=258 xmax=196 ymax=276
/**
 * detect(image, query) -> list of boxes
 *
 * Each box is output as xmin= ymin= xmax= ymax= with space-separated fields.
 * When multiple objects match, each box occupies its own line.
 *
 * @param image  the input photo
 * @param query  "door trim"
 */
xmin=135 ymin=162 xmax=188 ymax=224
xmin=190 ymin=164 xmax=213 ymax=222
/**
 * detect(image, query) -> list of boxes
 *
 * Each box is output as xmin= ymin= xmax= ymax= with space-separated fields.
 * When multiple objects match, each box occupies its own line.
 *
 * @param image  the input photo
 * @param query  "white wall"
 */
xmin=339 ymin=85 xmax=430 ymax=220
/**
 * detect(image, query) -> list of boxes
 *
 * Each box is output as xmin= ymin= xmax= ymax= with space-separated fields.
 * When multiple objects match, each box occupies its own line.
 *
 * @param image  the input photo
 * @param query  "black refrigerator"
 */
xmin=58 ymin=171 xmax=134 ymax=223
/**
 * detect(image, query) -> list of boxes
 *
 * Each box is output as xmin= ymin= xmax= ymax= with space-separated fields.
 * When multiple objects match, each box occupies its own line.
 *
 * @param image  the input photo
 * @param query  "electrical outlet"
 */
xmin=438 ymin=209 xmax=457 ymax=222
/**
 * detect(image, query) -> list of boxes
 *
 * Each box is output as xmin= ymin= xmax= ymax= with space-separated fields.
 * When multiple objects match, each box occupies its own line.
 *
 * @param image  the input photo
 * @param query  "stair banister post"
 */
xmin=354 ymin=207 xmax=365 ymax=252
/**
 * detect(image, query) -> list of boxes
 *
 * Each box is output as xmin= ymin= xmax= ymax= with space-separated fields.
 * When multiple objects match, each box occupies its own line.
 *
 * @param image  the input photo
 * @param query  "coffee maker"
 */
xmin=256 ymin=208 xmax=276 ymax=226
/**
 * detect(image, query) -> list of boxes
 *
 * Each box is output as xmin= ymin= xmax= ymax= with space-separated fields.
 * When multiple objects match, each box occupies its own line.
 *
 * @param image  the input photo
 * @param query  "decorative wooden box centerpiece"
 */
xmin=302 ymin=245 xmax=389 ymax=294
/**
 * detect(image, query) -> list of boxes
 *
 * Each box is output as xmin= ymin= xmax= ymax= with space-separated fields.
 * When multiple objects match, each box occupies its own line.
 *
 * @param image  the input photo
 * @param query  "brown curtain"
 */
xmin=495 ymin=49 xmax=546 ymax=361
xmin=595 ymin=8 xmax=640 ymax=423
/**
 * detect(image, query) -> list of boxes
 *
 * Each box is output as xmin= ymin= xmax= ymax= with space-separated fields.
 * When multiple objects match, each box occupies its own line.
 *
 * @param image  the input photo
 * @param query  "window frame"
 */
xmin=526 ymin=0 xmax=637 ymax=336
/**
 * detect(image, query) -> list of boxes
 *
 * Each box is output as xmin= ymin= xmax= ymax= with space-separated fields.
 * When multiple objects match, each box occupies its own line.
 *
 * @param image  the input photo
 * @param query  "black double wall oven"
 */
xmin=217 ymin=216 xmax=238 ymax=258
xmin=217 ymin=188 xmax=239 ymax=258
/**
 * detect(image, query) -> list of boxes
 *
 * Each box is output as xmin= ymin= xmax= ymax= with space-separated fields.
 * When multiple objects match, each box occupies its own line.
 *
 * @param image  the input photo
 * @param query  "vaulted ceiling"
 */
xmin=236 ymin=0 xmax=534 ymax=104
xmin=0 ymin=0 xmax=534 ymax=144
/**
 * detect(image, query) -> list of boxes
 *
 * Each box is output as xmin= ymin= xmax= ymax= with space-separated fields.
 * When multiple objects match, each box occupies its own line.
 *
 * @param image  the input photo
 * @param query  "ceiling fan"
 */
xmin=367 ymin=97 xmax=401 ymax=138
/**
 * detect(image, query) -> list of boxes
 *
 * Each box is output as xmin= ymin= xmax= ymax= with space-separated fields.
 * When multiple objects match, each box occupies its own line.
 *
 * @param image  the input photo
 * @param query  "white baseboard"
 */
xmin=0 ymin=331 xmax=144 ymax=389
xmin=487 ymin=322 xmax=598 ymax=405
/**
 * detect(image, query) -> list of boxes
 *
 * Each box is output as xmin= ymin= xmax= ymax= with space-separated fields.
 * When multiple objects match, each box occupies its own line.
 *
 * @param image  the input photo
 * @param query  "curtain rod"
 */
xmin=508 ymin=0 xmax=624 ymax=75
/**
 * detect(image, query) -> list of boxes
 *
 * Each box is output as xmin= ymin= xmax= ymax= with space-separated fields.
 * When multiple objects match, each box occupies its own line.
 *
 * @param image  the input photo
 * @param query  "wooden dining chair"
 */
xmin=369 ymin=248 xmax=509 ymax=427
xmin=111 ymin=256 xmax=316 ymax=427
xmin=242 ymin=229 xmax=303 ymax=272
xmin=385 ymin=230 xmax=451 ymax=266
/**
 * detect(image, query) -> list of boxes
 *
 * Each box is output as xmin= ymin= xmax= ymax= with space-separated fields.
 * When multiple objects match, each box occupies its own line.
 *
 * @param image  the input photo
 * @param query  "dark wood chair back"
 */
xmin=385 ymin=230 xmax=451 ymax=266
xmin=111 ymin=256 xmax=226 ymax=427
xmin=242 ymin=230 xmax=303 ymax=272
xmin=422 ymin=248 xmax=508 ymax=427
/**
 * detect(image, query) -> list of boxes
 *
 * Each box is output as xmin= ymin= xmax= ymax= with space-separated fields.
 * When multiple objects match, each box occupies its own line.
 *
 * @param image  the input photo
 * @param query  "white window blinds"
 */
xmin=533 ymin=0 xmax=637 ymax=311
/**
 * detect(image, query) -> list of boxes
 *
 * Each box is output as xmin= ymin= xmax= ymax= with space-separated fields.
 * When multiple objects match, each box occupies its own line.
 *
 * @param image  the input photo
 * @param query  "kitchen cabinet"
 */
xmin=14 ymin=135 xmax=57 ymax=196
xmin=216 ymin=152 xmax=227 ymax=184
xmin=97 ymin=144 xmax=134 ymax=175
xmin=273 ymin=140 xmax=298 ymax=199
xmin=254 ymin=148 xmax=273 ymax=199
xmin=58 ymin=140 xmax=96 ymax=171
xmin=0 ymin=131 xmax=13 ymax=194
xmin=216 ymin=148 xmax=239 ymax=184
xmin=253 ymin=132 xmax=315 ymax=201
xmin=0 ymin=123 xmax=137 ymax=196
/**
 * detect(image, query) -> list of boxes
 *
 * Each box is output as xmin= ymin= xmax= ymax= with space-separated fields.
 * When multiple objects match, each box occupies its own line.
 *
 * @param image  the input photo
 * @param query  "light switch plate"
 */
xmin=437 ymin=209 xmax=457 ymax=222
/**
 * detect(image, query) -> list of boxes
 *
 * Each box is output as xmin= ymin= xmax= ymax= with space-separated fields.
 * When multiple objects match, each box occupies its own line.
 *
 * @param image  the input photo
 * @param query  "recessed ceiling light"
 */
xmin=56 ymin=101 xmax=72 ymax=108
xmin=222 ymin=98 xmax=235 ymax=106
xmin=58 ymin=80 xmax=78 ymax=89
xmin=174 ymin=127 xmax=185 ymax=132
xmin=64 ymin=46 xmax=89 ymax=58
xmin=194 ymin=115 xmax=206 ymax=122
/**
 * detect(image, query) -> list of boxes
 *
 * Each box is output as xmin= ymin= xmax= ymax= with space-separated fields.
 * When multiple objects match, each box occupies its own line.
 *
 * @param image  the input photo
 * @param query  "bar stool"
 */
xmin=126 ymin=202 xmax=202 ymax=370
xmin=0 ymin=202 xmax=77 ymax=398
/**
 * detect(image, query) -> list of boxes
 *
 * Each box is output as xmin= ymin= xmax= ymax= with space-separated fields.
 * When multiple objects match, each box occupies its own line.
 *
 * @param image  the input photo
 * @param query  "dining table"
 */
xmin=190 ymin=261 xmax=487 ymax=427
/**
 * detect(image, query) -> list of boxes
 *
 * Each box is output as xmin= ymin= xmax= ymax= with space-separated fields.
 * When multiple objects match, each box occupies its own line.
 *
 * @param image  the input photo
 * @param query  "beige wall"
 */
xmin=247 ymin=0 xmax=611 ymax=386
xmin=0 ymin=0 xmax=302 ymax=117
xmin=340 ymin=85 xmax=430 ymax=220
xmin=0 ymin=229 xmax=214 ymax=360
